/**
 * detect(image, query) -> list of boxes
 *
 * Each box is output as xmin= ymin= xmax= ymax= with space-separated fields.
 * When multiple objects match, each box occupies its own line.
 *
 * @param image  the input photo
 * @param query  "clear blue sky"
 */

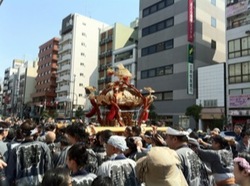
xmin=0 ymin=0 xmax=139 ymax=80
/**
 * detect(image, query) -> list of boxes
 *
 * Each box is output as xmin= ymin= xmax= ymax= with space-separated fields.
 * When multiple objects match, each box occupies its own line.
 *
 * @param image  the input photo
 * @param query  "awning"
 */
xmin=200 ymin=108 xmax=225 ymax=120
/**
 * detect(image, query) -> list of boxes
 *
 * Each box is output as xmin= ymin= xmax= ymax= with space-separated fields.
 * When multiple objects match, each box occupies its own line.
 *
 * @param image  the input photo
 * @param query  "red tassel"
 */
xmin=123 ymin=76 xmax=129 ymax=84
xmin=107 ymin=105 xmax=116 ymax=120
xmin=142 ymin=110 xmax=149 ymax=121
xmin=85 ymin=107 xmax=97 ymax=117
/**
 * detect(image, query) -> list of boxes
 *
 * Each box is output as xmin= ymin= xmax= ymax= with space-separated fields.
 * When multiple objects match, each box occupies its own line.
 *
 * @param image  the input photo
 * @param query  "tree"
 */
xmin=41 ymin=110 xmax=50 ymax=121
xmin=149 ymin=104 xmax=158 ymax=121
xmin=75 ymin=106 xmax=84 ymax=119
xmin=185 ymin=104 xmax=202 ymax=129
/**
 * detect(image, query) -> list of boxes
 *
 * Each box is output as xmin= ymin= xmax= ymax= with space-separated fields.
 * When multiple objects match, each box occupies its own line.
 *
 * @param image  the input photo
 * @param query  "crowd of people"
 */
xmin=0 ymin=117 xmax=250 ymax=186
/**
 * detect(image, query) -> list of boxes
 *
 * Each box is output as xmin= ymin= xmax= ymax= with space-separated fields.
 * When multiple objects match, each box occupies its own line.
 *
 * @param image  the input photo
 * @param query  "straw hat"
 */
xmin=136 ymin=146 xmax=188 ymax=186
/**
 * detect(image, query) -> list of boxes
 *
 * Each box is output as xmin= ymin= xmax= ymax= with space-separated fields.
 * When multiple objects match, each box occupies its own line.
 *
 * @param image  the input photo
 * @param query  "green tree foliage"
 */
xmin=185 ymin=104 xmax=202 ymax=128
xmin=41 ymin=110 xmax=50 ymax=120
xmin=75 ymin=106 xmax=84 ymax=119
xmin=149 ymin=104 xmax=157 ymax=120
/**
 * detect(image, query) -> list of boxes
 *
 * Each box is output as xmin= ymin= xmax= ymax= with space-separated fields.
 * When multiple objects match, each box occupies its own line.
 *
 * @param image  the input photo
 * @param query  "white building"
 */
xmin=196 ymin=63 xmax=226 ymax=130
xmin=226 ymin=0 xmax=250 ymax=127
xmin=56 ymin=13 xmax=109 ymax=117
xmin=2 ymin=59 xmax=24 ymax=116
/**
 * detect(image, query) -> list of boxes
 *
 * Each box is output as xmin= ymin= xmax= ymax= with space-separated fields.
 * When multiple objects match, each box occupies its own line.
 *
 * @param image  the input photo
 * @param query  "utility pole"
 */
xmin=71 ymin=74 xmax=76 ymax=118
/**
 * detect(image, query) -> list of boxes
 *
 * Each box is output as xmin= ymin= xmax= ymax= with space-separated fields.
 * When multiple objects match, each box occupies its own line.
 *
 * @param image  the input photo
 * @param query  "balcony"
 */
xmin=59 ymin=84 xmax=69 ymax=92
xmin=56 ymin=74 xmax=71 ymax=83
xmin=227 ymin=20 xmax=250 ymax=30
xmin=56 ymin=96 xmax=70 ymax=103
xmin=58 ymin=54 xmax=71 ymax=63
xmin=57 ymin=64 xmax=71 ymax=73
xmin=59 ymin=34 xmax=72 ymax=44
xmin=58 ymin=44 xmax=72 ymax=54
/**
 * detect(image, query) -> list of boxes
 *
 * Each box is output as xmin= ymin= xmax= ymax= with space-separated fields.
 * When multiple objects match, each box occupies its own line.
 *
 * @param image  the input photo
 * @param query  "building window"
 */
xmin=158 ymin=1 xmax=165 ymax=10
xmin=229 ymin=61 xmax=250 ymax=84
xmin=241 ymin=37 xmax=250 ymax=56
xmin=141 ymin=71 xmax=148 ymax=79
xmin=148 ymin=69 xmax=156 ymax=77
xmin=142 ymin=0 xmax=174 ymax=17
xmin=156 ymin=67 xmax=165 ymax=76
xmin=141 ymin=39 xmax=174 ymax=57
xmin=141 ymin=65 xmax=173 ymax=79
xmin=204 ymin=100 xmax=217 ymax=107
xmin=211 ymin=40 xmax=216 ymax=49
xmin=228 ymin=36 xmax=250 ymax=59
xmin=243 ymin=88 xmax=250 ymax=94
xmin=154 ymin=93 xmax=163 ymax=100
xmin=163 ymin=91 xmax=173 ymax=100
xmin=165 ymin=39 xmax=174 ymax=49
xmin=229 ymin=89 xmax=242 ymax=95
xmin=211 ymin=17 xmax=217 ymax=28
xmin=211 ymin=0 xmax=216 ymax=6
xmin=142 ymin=17 xmax=174 ymax=37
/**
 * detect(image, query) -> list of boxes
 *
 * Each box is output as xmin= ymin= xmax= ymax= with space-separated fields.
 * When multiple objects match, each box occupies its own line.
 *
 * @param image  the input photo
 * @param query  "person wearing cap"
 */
xmin=136 ymin=146 xmax=188 ymax=186
xmin=165 ymin=126 xmax=210 ymax=186
xmin=6 ymin=120 xmax=52 ymax=185
xmin=97 ymin=135 xmax=139 ymax=186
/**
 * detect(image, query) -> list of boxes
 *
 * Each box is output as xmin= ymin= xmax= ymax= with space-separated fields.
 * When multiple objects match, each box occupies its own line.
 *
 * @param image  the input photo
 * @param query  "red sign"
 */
xmin=188 ymin=0 xmax=194 ymax=42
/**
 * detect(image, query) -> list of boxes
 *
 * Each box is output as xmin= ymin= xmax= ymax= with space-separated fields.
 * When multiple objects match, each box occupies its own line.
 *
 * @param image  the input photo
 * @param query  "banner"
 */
xmin=226 ymin=0 xmax=250 ymax=18
xmin=187 ymin=44 xmax=194 ymax=95
xmin=188 ymin=0 xmax=194 ymax=42
xmin=229 ymin=95 xmax=250 ymax=108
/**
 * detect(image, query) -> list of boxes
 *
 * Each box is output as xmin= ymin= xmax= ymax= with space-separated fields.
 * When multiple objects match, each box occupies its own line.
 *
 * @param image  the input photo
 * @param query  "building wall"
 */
xmin=98 ymin=21 xmax=137 ymax=91
xmin=138 ymin=0 xmax=225 ymax=127
xmin=196 ymin=0 xmax=226 ymax=63
xmin=113 ymin=23 xmax=135 ymax=50
xmin=196 ymin=63 xmax=225 ymax=107
xmin=226 ymin=0 xmax=250 ymax=125
xmin=57 ymin=13 xmax=108 ymax=114
xmin=33 ymin=37 xmax=59 ymax=105
xmin=112 ymin=44 xmax=137 ymax=85
xmin=25 ymin=63 xmax=37 ymax=104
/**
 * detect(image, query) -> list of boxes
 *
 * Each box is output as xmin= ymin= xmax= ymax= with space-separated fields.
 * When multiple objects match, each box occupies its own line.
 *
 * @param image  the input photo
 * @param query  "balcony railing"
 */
xmin=227 ymin=20 xmax=250 ymax=30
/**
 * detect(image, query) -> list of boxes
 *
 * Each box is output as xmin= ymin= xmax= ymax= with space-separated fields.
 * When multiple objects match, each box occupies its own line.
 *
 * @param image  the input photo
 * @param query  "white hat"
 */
xmin=188 ymin=137 xmax=199 ymax=147
xmin=166 ymin=127 xmax=189 ymax=136
xmin=107 ymin=135 xmax=128 ymax=151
